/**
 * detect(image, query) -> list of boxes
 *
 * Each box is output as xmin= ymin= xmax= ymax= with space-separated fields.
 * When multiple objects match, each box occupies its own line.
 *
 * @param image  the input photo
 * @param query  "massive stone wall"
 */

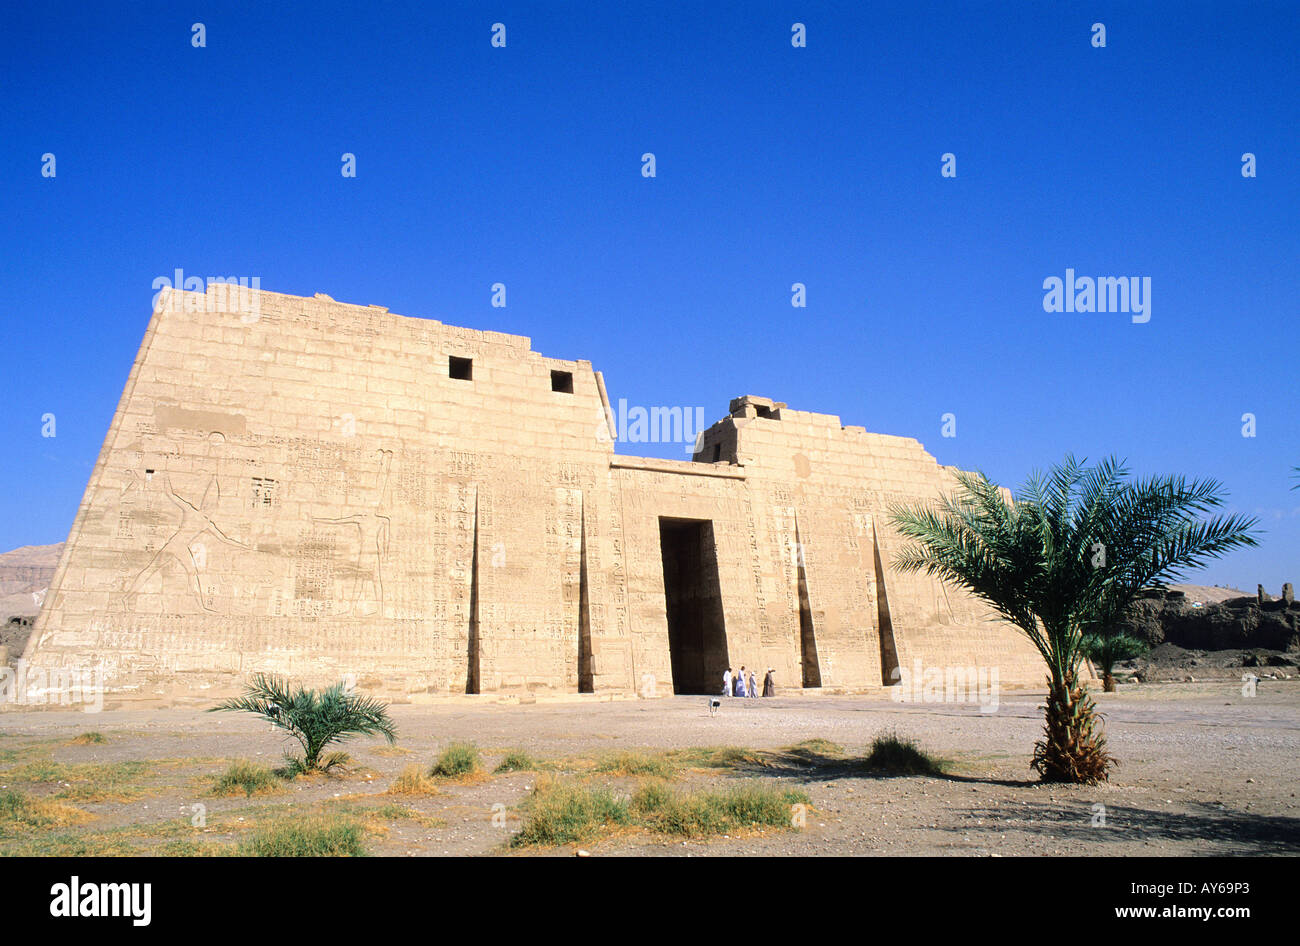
xmin=693 ymin=396 xmax=1047 ymax=691
xmin=20 ymin=287 xmax=1044 ymax=703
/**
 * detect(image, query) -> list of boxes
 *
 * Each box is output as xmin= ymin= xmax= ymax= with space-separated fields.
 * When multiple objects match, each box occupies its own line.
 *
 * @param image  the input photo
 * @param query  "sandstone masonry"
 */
xmin=20 ymin=287 xmax=1045 ymax=703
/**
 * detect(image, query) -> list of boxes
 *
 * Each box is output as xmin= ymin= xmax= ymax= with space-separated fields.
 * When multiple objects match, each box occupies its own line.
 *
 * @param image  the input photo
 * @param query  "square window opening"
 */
xmin=449 ymin=356 xmax=473 ymax=381
xmin=551 ymin=370 xmax=574 ymax=393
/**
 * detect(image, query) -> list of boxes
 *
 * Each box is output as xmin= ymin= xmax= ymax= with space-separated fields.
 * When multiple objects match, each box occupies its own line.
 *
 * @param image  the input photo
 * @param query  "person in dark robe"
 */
xmin=762 ymin=668 xmax=775 ymax=697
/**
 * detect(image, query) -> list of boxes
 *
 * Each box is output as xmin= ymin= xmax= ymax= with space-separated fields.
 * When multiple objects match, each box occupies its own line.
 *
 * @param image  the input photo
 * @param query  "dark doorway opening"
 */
xmin=658 ymin=517 xmax=729 ymax=695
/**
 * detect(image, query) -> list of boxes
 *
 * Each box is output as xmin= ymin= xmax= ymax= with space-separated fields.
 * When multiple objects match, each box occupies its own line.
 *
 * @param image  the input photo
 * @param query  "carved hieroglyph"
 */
xmin=21 ymin=287 xmax=1045 ymax=701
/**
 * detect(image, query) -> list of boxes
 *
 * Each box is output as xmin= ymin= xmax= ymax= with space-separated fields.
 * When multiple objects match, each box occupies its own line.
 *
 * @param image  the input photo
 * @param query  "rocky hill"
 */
xmin=1123 ymin=583 xmax=1298 ymax=651
xmin=0 ymin=543 xmax=62 ymax=619
xmin=1114 ymin=583 xmax=1298 ymax=683
xmin=0 ymin=542 xmax=63 ymax=662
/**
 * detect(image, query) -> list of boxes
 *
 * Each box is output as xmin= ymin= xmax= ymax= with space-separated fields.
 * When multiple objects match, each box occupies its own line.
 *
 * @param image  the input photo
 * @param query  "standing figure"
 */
xmin=312 ymin=449 xmax=393 ymax=616
xmin=736 ymin=666 xmax=748 ymax=698
xmin=748 ymin=668 xmax=758 ymax=699
xmin=722 ymin=667 xmax=732 ymax=697
xmin=763 ymin=668 xmax=775 ymax=697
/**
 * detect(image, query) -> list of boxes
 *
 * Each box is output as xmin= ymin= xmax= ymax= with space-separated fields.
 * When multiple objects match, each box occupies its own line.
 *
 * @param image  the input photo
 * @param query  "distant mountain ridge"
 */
xmin=0 ymin=542 xmax=63 ymax=623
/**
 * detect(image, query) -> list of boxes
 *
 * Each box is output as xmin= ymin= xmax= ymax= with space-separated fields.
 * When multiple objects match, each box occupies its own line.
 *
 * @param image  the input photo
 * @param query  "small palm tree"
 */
xmin=211 ymin=673 xmax=397 ymax=773
xmin=889 ymin=456 xmax=1257 ymax=784
xmin=1082 ymin=629 xmax=1148 ymax=692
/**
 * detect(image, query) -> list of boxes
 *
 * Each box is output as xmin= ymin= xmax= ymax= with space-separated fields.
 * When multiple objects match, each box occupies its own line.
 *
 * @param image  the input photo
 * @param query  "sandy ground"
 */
xmin=1 ymin=681 xmax=1297 ymax=856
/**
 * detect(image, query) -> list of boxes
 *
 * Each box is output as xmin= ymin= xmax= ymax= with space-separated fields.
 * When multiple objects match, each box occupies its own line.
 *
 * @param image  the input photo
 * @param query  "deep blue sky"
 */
xmin=2 ymin=1 xmax=1296 ymax=591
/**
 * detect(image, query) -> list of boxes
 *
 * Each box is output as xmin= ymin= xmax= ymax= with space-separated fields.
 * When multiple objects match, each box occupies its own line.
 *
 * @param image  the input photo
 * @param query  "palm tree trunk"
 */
xmin=1032 ymin=671 xmax=1114 ymax=784
xmin=1102 ymin=670 xmax=1115 ymax=692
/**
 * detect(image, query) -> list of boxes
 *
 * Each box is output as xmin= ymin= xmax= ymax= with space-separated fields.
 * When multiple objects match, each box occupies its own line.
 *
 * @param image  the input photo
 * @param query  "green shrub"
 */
xmin=494 ymin=750 xmax=538 ymax=773
xmin=431 ymin=743 xmax=481 ymax=778
xmin=654 ymin=784 xmax=808 ymax=838
xmin=861 ymin=733 xmax=944 ymax=776
xmin=629 ymin=780 xmax=675 ymax=816
xmin=209 ymin=760 xmax=282 ymax=797
xmin=237 ymin=816 xmax=366 ymax=857
xmin=710 ymin=784 xmax=808 ymax=826
xmin=510 ymin=781 xmax=630 ymax=847
xmin=69 ymin=732 xmax=108 ymax=745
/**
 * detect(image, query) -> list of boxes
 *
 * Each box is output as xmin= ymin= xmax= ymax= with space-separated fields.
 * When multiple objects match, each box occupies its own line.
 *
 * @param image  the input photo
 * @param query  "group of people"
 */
xmin=722 ymin=666 xmax=775 ymax=698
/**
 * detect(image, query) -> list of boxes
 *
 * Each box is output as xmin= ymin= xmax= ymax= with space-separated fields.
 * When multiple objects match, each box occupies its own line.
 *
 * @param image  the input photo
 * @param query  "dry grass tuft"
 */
xmin=5 ymin=759 xmax=156 ymax=803
xmin=0 ymin=789 xmax=94 ymax=829
xmin=68 ymin=732 xmax=108 ymax=746
xmin=594 ymin=751 xmax=674 ymax=779
xmin=388 ymin=764 xmax=441 ymax=796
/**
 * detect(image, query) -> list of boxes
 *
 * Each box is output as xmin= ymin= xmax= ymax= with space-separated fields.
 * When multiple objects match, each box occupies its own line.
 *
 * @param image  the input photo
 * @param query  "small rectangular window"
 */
xmin=551 ymin=370 xmax=574 ymax=393
xmin=712 ymin=444 xmax=722 ymax=462
xmin=449 ymin=356 xmax=473 ymax=380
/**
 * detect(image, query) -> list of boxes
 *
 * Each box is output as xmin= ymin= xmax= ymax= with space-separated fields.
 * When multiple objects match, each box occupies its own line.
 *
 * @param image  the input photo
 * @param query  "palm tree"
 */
xmin=212 ymin=673 xmax=397 ymax=773
xmin=888 ymin=456 xmax=1258 ymax=784
xmin=1082 ymin=629 xmax=1148 ymax=692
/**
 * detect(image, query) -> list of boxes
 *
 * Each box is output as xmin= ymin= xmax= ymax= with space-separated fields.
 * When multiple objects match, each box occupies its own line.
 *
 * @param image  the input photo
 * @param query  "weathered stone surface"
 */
xmin=20 ymin=286 xmax=1045 ymax=701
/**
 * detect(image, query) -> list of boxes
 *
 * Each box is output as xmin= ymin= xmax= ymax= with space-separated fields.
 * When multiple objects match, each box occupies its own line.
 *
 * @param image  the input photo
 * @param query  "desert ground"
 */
xmin=1 ymin=681 xmax=1297 ymax=857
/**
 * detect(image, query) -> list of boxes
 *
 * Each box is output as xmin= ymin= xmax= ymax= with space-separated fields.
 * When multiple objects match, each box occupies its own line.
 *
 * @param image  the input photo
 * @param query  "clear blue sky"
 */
xmin=2 ymin=1 xmax=1296 ymax=591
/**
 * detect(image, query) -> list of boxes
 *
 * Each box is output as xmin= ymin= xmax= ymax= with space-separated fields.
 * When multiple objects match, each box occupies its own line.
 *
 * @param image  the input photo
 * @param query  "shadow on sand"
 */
xmin=728 ymin=744 xmax=1300 ymax=853
xmin=728 ymin=743 xmax=1039 ymax=788
xmin=938 ymin=798 xmax=1300 ymax=854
